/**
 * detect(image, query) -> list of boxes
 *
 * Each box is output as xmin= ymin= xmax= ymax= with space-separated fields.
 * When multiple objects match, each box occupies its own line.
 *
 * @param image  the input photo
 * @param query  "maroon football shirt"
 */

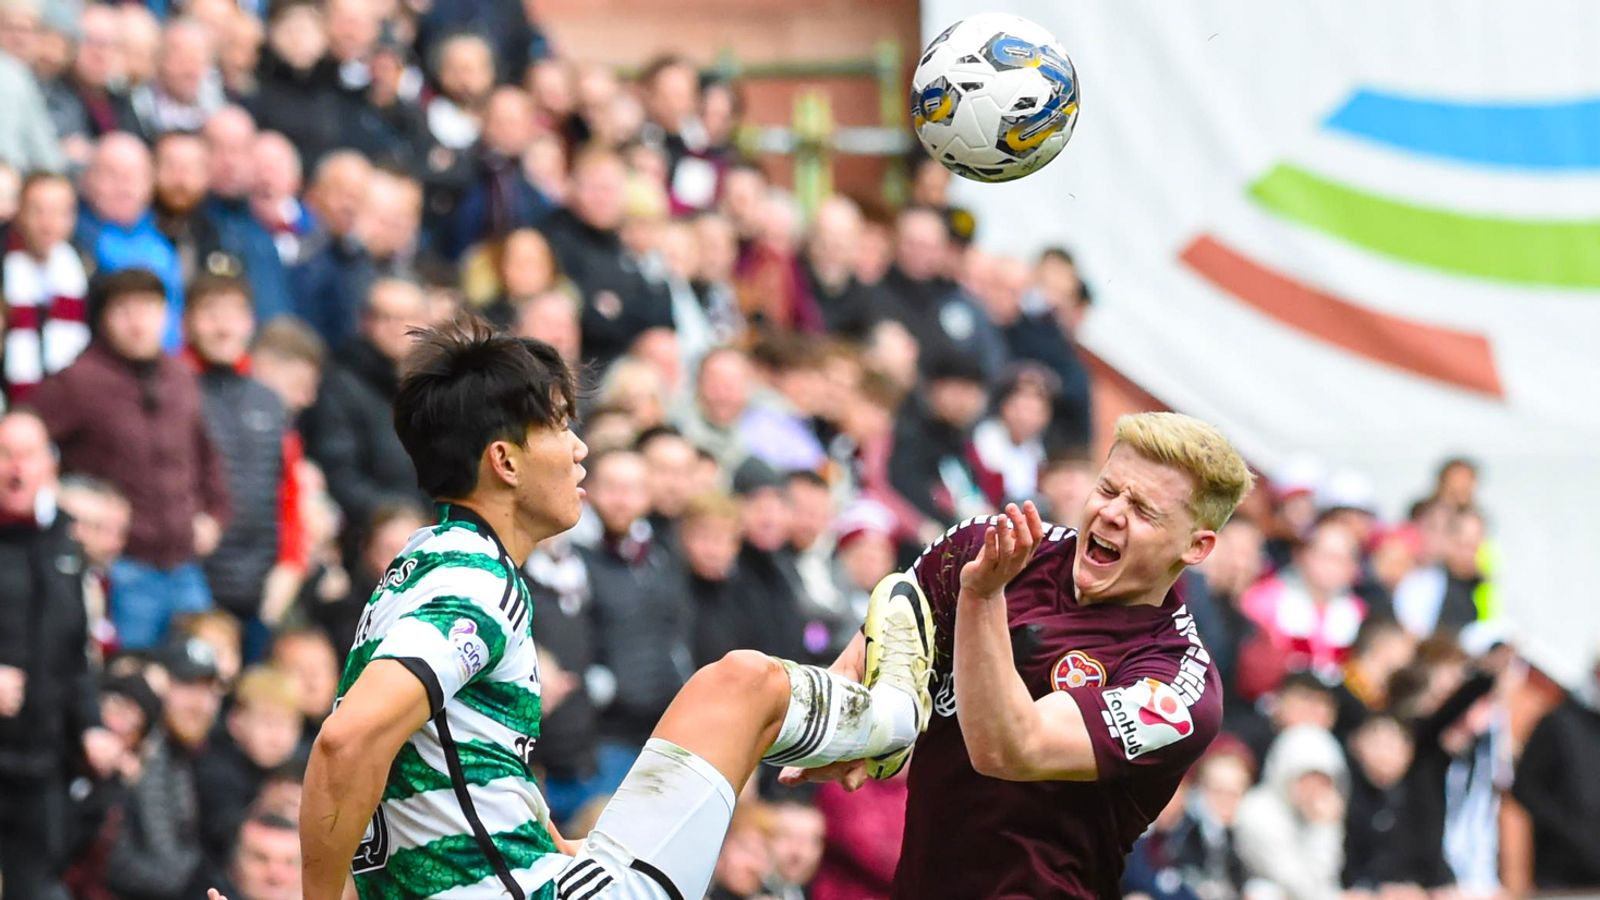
xmin=890 ymin=517 xmax=1223 ymax=900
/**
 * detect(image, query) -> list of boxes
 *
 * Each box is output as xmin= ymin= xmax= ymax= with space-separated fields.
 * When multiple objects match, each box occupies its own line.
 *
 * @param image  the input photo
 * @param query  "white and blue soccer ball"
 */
xmin=910 ymin=13 xmax=1079 ymax=183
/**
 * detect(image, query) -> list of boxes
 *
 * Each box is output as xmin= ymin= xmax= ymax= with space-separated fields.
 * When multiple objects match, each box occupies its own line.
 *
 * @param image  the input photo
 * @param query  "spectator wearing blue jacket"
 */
xmin=74 ymin=132 xmax=186 ymax=351
xmin=441 ymin=86 xmax=555 ymax=260
xmin=200 ymin=107 xmax=292 ymax=322
xmin=290 ymin=151 xmax=377 ymax=351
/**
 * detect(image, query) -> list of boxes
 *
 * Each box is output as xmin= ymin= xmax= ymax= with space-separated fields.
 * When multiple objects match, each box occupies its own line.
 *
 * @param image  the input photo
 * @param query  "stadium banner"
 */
xmin=923 ymin=0 xmax=1600 ymax=684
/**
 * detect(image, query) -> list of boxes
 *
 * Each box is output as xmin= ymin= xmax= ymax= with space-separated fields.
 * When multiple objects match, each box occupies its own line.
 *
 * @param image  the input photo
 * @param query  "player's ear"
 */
xmin=485 ymin=440 xmax=518 ymax=487
xmin=1181 ymin=529 xmax=1216 ymax=567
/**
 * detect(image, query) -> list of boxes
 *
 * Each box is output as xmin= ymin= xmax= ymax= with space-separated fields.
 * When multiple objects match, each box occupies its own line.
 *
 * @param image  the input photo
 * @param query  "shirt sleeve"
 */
xmin=370 ymin=565 xmax=516 ymax=716
xmin=1064 ymin=650 xmax=1222 ymax=782
xmin=907 ymin=516 xmax=995 ymax=671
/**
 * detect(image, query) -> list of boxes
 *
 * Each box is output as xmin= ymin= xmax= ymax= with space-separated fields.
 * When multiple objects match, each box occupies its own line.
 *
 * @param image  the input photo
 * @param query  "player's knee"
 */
xmin=698 ymin=649 xmax=785 ymax=697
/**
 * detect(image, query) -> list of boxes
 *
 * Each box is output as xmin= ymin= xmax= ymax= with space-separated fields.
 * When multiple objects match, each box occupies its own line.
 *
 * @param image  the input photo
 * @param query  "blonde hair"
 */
xmin=1112 ymin=412 xmax=1254 ymax=531
xmin=232 ymin=665 xmax=303 ymax=716
xmin=681 ymin=491 xmax=740 ymax=526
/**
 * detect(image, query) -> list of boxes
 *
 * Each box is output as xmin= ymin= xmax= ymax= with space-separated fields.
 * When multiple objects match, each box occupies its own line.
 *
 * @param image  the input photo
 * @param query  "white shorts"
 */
xmin=547 ymin=738 xmax=738 ymax=900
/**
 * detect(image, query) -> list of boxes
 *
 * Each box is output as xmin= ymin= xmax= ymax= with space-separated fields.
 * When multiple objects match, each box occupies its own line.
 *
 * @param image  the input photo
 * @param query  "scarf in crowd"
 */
xmin=2 ymin=239 xmax=90 ymax=403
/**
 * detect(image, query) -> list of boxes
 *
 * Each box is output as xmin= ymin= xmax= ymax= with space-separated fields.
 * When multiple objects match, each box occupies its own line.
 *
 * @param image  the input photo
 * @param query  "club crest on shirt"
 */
xmin=449 ymin=618 xmax=488 ymax=680
xmin=1050 ymin=650 xmax=1106 ymax=691
xmin=1100 ymin=677 xmax=1193 ymax=760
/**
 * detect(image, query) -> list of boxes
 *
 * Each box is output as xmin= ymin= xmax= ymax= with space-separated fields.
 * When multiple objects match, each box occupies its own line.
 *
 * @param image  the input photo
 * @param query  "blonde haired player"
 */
xmin=786 ymin=412 xmax=1255 ymax=899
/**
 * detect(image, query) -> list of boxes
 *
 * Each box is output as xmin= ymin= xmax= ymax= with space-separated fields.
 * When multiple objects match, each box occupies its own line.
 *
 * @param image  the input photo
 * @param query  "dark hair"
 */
xmin=414 ymin=252 xmax=462 ymax=292
xmin=786 ymin=469 xmax=828 ymax=490
xmin=994 ymin=362 xmax=1061 ymax=406
xmin=232 ymin=809 xmax=298 ymax=861
xmin=1406 ymin=497 xmax=1437 ymax=522
xmin=1042 ymin=448 xmax=1094 ymax=472
xmin=633 ymin=424 xmax=685 ymax=452
xmin=185 ymin=272 xmax=253 ymax=314
xmin=639 ymin=53 xmax=696 ymax=88
xmin=584 ymin=447 xmax=642 ymax=487
xmin=262 ymin=757 xmax=308 ymax=787
xmin=1276 ymin=671 xmax=1334 ymax=700
xmin=392 ymin=316 xmax=575 ymax=500
xmin=362 ymin=501 xmax=429 ymax=550
xmin=270 ymin=624 xmax=335 ymax=656
xmin=266 ymin=0 xmax=318 ymax=24
xmin=855 ymin=369 xmax=904 ymax=411
xmin=1350 ymin=615 xmax=1408 ymax=659
xmin=1436 ymin=456 xmax=1478 ymax=479
xmin=18 ymin=169 xmax=72 ymax=201
xmin=695 ymin=345 xmax=748 ymax=380
xmin=1037 ymin=246 xmax=1075 ymax=267
xmin=88 ymin=268 xmax=166 ymax=326
xmin=749 ymin=333 xmax=824 ymax=373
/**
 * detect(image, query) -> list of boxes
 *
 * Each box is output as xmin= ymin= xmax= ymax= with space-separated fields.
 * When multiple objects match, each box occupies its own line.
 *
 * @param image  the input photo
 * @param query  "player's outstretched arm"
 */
xmin=299 ymin=660 xmax=433 ymax=900
xmin=954 ymin=502 xmax=1098 ymax=782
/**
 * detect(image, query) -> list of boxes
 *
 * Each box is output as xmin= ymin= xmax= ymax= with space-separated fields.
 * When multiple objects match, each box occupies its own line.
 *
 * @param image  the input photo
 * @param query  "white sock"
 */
xmin=580 ymin=738 xmax=737 ymax=900
xmin=761 ymin=661 xmax=919 ymax=767
xmin=870 ymin=682 xmax=921 ymax=748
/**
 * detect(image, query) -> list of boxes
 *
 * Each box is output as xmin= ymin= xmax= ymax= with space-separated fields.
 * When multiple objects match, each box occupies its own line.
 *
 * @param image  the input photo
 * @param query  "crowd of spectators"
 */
xmin=0 ymin=1 xmax=1595 ymax=899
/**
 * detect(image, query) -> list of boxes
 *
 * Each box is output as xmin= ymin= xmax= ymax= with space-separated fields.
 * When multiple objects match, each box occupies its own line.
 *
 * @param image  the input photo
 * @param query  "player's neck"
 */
xmin=440 ymin=496 xmax=547 ymax=567
xmin=1074 ymin=576 xmax=1177 ymax=608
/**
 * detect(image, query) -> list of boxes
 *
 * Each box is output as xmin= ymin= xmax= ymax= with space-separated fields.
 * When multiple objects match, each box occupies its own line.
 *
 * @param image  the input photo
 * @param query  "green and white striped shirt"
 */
xmin=342 ymin=505 xmax=566 ymax=899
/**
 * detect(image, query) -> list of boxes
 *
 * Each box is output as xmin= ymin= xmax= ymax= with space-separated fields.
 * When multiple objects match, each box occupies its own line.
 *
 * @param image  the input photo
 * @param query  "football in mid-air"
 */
xmin=910 ymin=13 xmax=1079 ymax=183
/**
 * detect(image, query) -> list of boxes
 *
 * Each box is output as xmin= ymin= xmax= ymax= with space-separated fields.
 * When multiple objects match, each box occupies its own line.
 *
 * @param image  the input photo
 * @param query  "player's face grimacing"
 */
xmin=1075 ymin=444 xmax=1214 ymax=604
xmin=510 ymin=415 xmax=588 ymax=537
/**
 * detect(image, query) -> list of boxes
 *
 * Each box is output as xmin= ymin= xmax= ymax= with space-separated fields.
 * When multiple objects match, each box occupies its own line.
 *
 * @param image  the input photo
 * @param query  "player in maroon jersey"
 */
xmin=783 ymin=412 xmax=1255 ymax=899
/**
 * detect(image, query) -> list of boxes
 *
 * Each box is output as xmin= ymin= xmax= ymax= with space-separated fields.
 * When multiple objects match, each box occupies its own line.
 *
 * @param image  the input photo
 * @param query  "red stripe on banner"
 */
xmin=5 ymin=304 xmax=39 ymax=330
xmin=1180 ymin=235 xmax=1505 ymax=398
xmin=51 ymin=295 xmax=88 ymax=322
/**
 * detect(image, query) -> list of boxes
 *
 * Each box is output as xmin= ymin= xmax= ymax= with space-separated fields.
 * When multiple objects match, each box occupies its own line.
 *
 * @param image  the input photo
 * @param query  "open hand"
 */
xmin=82 ymin=727 xmax=125 ymax=779
xmin=959 ymin=502 xmax=1045 ymax=599
xmin=194 ymin=513 xmax=222 ymax=558
xmin=778 ymin=758 xmax=870 ymax=791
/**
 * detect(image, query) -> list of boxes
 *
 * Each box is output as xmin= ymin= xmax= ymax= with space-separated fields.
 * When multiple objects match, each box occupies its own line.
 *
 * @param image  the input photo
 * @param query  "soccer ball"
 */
xmin=910 ymin=14 xmax=1079 ymax=183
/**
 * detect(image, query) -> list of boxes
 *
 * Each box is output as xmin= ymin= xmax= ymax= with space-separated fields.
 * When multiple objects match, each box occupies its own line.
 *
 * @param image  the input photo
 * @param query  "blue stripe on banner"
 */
xmin=1325 ymin=89 xmax=1600 ymax=170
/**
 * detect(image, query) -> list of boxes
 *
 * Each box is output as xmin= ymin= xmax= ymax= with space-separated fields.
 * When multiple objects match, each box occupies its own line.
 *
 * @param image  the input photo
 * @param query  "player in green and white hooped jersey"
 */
xmin=283 ymin=319 xmax=928 ymax=900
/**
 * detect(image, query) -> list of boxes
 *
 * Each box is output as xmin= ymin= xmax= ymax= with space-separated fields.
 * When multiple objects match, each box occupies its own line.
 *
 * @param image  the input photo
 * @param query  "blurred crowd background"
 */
xmin=0 ymin=1 xmax=1594 ymax=899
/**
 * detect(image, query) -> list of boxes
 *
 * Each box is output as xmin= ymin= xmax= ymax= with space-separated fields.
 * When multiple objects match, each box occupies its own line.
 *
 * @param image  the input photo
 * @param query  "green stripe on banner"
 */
xmin=1248 ymin=163 xmax=1600 ymax=288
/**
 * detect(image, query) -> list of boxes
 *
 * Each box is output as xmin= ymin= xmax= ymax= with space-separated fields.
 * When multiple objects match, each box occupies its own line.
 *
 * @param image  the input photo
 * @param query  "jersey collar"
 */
xmin=435 ymin=502 xmax=512 ymax=562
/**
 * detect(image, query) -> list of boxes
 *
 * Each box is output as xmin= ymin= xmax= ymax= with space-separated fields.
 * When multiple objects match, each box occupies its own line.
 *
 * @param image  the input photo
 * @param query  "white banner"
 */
xmin=923 ymin=0 xmax=1600 ymax=683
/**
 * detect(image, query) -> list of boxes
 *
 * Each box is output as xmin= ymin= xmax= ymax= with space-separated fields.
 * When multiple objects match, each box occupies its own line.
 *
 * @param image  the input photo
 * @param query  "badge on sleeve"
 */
xmin=449 ymin=618 xmax=489 ymax=680
xmin=1100 ymin=677 xmax=1194 ymax=759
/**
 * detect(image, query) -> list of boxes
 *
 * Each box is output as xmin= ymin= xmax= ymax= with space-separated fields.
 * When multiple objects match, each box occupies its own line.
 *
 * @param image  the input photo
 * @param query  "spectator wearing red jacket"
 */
xmin=811 ymin=775 xmax=909 ymax=900
xmin=1240 ymin=518 xmax=1368 ymax=687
